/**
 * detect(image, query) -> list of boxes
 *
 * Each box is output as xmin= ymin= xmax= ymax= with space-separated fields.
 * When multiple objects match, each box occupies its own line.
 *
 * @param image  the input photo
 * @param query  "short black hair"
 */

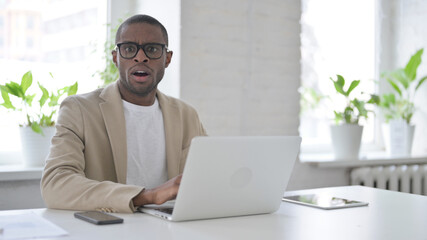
xmin=115 ymin=14 xmax=169 ymax=45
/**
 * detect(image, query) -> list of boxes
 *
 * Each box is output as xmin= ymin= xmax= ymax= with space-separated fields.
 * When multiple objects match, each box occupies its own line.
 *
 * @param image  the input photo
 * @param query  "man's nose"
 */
xmin=134 ymin=48 xmax=149 ymax=63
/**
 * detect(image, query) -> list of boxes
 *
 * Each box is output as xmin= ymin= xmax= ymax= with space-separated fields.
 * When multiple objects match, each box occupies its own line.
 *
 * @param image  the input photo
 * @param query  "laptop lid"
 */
xmin=141 ymin=136 xmax=301 ymax=221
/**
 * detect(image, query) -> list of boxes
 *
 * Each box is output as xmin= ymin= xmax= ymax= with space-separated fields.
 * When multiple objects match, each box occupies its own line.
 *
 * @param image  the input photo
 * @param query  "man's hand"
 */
xmin=132 ymin=175 xmax=182 ymax=207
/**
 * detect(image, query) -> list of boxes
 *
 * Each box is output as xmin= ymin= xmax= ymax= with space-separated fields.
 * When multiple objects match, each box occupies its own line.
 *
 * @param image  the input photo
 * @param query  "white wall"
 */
xmin=0 ymin=180 xmax=45 ymax=210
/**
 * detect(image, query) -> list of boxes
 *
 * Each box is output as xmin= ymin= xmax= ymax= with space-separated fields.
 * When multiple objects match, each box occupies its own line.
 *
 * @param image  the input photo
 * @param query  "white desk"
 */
xmin=1 ymin=186 xmax=426 ymax=240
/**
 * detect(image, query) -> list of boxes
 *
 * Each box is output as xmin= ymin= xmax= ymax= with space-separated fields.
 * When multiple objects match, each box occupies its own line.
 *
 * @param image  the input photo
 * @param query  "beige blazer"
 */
xmin=41 ymin=82 xmax=207 ymax=213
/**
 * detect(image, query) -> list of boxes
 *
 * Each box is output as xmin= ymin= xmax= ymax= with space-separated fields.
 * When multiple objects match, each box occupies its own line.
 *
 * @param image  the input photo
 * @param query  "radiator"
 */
xmin=350 ymin=164 xmax=427 ymax=195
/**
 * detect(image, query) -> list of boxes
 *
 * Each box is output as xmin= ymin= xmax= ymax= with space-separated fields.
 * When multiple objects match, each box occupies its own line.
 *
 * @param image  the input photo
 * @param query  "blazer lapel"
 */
xmin=99 ymin=83 xmax=128 ymax=184
xmin=157 ymin=91 xmax=182 ymax=179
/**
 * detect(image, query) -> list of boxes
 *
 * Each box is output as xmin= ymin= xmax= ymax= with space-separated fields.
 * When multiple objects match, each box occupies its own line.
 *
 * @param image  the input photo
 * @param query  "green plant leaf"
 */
xmin=346 ymin=80 xmax=360 ymax=96
xmin=353 ymin=99 xmax=368 ymax=118
xmin=0 ymin=102 xmax=14 ymax=109
xmin=40 ymin=113 xmax=54 ymax=127
xmin=38 ymin=82 xmax=49 ymax=108
xmin=415 ymin=75 xmax=427 ymax=91
xmin=49 ymin=111 xmax=56 ymax=125
xmin=25 ymin=94 xmax=36 ymax=107
xmin=331 ymin=75 xmax=346 ymax=96
xmin=67 ymin=82 xmax=78 ymax=96
xmin=333 ymin=111 xmax=343 ymax=125
xmin=30 ymin=122 xmax=44 ymax=135
xmin=0 ymin=86 xmax=15 ymax=110
xmin=386 ymin=78 xmax=402 ymax=96
xmin=5 ymin=82 xmax=24 ymax=98
xmin=382 ymin=93 xmax=396 ymax=108
xmin=406 ymin=113 xmax=413 ymax=124
xmin=343 ymin=106 xmax=354 ymax=124
xmin=48 ymin=93 xmax=61 ymax=107
xmin=404 ymin=48 xmax=423 ymax=81
xmin=21 ymin=71 xmax=33 ymax=94
xmin=367 ymin=94 xmax=380 ymax=105
xmin=390 ymin=69 xmax=409 ymax=90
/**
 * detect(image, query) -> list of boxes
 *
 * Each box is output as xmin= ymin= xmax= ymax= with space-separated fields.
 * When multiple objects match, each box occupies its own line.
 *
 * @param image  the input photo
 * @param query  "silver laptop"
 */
xmin=139 ymin=136 xmax=301 ymax=221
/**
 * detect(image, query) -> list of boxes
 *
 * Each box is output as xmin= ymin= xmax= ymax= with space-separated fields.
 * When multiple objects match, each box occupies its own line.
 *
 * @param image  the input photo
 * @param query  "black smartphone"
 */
xmin=74 ymin=211 xmax=124 ymax=225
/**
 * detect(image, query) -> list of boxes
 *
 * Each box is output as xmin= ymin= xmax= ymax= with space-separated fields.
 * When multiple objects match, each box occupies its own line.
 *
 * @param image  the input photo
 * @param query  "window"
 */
xmin=27 ymin=15 xmax=34 ymax=29
xmin=300 ymin=0 xmax=377 ymax=152
xmin=0 ymin=0 xmax=107 ymax=162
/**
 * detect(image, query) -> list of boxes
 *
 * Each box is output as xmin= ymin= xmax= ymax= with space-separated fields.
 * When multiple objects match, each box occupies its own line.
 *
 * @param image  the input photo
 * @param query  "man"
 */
xmin=41 ymin=15 xmax=207 ymax=213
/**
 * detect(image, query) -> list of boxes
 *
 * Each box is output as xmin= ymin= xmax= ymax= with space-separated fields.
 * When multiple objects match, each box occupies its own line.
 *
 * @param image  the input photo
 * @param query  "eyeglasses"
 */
xmin=115 ymin=42 xmax=168 ymax=59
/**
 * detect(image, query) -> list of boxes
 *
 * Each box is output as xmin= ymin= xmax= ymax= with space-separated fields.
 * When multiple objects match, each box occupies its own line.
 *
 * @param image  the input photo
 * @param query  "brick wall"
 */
xmin=180 ymin=0 xmax=301 ymax=136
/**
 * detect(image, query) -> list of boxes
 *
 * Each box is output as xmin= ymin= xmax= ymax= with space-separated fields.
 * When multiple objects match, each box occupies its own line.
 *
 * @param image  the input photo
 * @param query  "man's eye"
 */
xmin=124 ymin=46 xmax=136 ymax=52
xmin=146 ymin=46 xmax=159 ymax=53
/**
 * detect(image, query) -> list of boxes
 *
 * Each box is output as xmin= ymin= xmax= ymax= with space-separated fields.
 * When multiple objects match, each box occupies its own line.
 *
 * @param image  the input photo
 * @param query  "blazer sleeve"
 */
xmin=40 ymin=96 xmax=143 ymax=213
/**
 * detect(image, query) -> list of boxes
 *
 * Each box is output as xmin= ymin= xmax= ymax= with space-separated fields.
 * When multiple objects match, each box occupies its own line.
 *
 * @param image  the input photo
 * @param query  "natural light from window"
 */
xmin=300 ymin=0 xmax=376 ymax=152
xmin=0 ymin=0 xmax=107 ymax=156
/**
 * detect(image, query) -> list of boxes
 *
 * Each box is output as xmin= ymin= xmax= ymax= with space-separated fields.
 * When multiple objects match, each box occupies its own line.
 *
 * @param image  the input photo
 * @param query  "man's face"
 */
xmin=112 ymin=23 xmax=172 ymax=102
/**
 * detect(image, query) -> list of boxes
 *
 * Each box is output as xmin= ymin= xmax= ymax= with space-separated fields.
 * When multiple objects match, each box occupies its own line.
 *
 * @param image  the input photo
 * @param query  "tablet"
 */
xmin=282 ymin=194 xmax=368 ymax=210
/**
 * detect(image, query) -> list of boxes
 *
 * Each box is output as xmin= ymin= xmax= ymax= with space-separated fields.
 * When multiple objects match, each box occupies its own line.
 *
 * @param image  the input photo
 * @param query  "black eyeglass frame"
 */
xmin=115 ymin=42 xmax=169 ymax=60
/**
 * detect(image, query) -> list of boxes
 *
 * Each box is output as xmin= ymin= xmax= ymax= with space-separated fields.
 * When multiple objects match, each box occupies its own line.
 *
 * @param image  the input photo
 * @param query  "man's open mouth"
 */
xmin=133 ymin=71 xmax=149 ymax=77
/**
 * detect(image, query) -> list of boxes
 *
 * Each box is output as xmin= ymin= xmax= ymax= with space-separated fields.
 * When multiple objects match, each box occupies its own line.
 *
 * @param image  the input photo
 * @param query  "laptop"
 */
xmin=138 ymin=136 xmax=301 ymax=221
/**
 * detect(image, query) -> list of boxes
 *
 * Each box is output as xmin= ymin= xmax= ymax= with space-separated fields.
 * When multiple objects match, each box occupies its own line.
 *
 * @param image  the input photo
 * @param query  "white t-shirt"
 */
xmin=122 ymin=98 xmax=167 ymax=189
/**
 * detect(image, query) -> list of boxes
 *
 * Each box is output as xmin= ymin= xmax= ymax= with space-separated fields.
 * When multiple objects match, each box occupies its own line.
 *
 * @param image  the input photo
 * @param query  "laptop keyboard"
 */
xmin=156 ymin=208 xmax=173 ymax=215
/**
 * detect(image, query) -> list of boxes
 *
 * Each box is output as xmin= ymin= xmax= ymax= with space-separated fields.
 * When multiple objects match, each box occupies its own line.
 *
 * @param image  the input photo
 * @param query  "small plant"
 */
xmin=0 ymin=71 xmax=78 ymax=135
xmin=371 ymin=48 xmax=427 ymax=124
xmin=299 ymin=85 xmax=328 ymax=115
xmin=94 ymin=19 xmax=123 ymax=87
xmin=330 ymin=74 xmax=371 ymax=125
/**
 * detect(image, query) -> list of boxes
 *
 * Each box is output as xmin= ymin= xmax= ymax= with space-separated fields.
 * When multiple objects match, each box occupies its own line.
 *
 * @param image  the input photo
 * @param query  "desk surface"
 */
xmin=1 ymin=186 xmax=426 ymax=240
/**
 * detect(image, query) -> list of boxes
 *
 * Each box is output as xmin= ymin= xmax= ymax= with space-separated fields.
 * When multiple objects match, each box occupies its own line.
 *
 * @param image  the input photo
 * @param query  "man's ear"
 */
xmin=112 ymin=50 xmax=118 ymax=67
xmin=165 ymin=51 xmax=173 ymax=68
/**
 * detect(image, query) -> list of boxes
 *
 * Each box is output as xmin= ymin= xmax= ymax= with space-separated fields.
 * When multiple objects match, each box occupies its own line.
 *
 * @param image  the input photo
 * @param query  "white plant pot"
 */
xmin=382 ymin=120 xmax=415 ymax=157
xmin=19 ymin=126 xmax=56 ymax=167
xmin=330 ymin=124 xmax=363 ymax=160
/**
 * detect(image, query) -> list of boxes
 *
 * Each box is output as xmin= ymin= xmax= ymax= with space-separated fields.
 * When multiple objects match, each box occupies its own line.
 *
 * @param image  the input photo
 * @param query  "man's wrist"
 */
xmin=133 ymin=189 xmax=153 ymax=207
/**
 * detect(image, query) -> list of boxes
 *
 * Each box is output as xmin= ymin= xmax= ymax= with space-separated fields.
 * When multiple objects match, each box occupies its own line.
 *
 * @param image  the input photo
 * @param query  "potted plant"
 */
xmin=329 ymin=75 xmax=372 ymax=160
xmin=0 ymin=71 xmax=78 ymax=166
xmin=371 ymin=48 xmax=427 ymax=156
